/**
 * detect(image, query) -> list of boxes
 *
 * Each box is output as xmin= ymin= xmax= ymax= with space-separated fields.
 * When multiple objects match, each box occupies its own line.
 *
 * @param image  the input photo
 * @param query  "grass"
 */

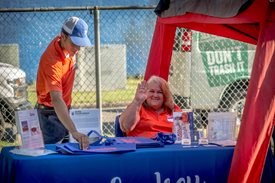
xmin=27 ymin=77 xmax=142 ymax=107
xmin=0 ymin=139 xmax=20 ymax=151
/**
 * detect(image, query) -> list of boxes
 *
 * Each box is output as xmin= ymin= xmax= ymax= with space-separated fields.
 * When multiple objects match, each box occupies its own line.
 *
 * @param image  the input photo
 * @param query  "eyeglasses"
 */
xmin=153 ymin=132 xmax=176 ymax=144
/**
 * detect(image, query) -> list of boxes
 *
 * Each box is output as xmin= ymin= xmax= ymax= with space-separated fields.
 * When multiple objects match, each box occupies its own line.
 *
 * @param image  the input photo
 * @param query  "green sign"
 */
xmin=199 ymin=34 xmax=249 ymax=87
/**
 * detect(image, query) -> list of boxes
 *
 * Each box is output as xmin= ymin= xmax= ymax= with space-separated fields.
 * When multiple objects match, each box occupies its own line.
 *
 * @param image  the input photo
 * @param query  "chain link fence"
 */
xmin=169 ymin=28 xmax=255 ymax=132
xmin=0 ymin=6 xmax=255 ymax=145
xmin=0 ymin=6 xmax=156 ymax=144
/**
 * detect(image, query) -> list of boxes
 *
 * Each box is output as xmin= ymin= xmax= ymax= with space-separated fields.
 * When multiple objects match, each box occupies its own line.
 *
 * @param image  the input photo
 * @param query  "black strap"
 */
xmin=35 ymin=103 xmax=54 ymax=110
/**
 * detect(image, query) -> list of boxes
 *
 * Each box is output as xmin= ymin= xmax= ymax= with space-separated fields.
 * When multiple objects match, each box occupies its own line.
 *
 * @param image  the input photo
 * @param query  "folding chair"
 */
xmin=115 ymin=115 xmax=125 ymax=137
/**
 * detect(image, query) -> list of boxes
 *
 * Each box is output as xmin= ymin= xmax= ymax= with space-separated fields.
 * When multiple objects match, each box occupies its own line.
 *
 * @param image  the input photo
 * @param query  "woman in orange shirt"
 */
xmin=120 ymin=75 xmax=181 ymax=138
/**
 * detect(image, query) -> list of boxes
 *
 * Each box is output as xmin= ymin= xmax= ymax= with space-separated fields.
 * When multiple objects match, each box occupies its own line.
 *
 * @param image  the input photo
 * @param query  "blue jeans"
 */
xmin=37 ymin=109 xmax=68 ymax=144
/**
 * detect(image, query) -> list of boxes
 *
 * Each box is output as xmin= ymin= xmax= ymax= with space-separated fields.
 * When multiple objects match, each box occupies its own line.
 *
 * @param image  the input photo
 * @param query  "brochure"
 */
xmin=173 ymin=111 xmax=184 ymax=144
xmin=69 ymin=108 xmax=101 ymax=142
xmin=15 ymin=109 xmax=44 ymax=149
xmin=173 ymin=111 xmax=193 ymax=145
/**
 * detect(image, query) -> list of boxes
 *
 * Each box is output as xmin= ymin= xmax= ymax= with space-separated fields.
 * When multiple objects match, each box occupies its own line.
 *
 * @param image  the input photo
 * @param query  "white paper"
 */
xmin=69 ymin=108 xmax=101 ymax=142
xmin=10 ymin=148 xmax=57 ymax=156
xmin=207 ymin=112 xmax=237 ymax=144
xmin=15 ymin=109 xmax=44 ymax=149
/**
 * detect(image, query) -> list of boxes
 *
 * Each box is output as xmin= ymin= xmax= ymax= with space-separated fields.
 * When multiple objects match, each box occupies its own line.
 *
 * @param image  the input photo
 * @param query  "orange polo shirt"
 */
xmin=36 ymin=36 xmax=76 ymax=107
xmin=127 ymin=104 xmax=182 ymax=138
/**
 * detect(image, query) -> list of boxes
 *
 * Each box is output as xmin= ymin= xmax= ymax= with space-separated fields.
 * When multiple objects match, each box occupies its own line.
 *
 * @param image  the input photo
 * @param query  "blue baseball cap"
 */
xmin=62 ymin=16 xmax=92 ymax=47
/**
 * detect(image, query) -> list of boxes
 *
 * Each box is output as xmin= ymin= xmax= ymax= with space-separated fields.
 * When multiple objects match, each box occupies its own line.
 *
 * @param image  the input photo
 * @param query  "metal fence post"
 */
xmin=94 ymin=7 xmax=102 ymax=128
xmin=94 ymin=7 xmax=102 ymax=109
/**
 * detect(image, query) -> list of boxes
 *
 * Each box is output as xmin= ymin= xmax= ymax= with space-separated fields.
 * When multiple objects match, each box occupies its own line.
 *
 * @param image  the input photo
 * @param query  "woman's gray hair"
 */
xmin=145 ymin=75 xmax=175 ymax=111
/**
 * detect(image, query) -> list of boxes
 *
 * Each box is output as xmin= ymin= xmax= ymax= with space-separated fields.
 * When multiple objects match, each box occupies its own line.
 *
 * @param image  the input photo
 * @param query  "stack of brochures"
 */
xmin=114 ymin=137 xmax=164 ymax=148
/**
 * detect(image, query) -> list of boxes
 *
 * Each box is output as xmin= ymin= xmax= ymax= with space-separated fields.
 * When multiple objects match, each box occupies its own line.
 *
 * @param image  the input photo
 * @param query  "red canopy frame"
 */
xmin=144 ymin=1 xmax=275 ymax=182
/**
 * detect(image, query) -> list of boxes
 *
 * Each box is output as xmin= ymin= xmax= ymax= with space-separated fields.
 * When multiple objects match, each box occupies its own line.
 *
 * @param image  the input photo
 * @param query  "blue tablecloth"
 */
xmin=1 ymin=144 xmax=274 ymax=183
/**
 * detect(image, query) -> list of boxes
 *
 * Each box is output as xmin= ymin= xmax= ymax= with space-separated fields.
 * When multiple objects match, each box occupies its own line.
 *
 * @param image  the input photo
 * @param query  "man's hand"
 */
xmin=71 ymin=131 xmax=89 ymax=150
xmin=50 ymin=91 xmax=89 ymax=150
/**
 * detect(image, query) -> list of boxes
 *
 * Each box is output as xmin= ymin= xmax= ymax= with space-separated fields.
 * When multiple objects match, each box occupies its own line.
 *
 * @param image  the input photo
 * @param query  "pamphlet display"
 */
xmin=12 ymin=109 xmax=57 ymax=156
xmin=15 ymin=109 xmax=44 ymax=149
xmin=69 ymin=108 xmax=101 ymax=142
xmin=207 ymin=112 xmax=237 ymax=146
xmin=173 ymin=111 xmax=194 ymax=145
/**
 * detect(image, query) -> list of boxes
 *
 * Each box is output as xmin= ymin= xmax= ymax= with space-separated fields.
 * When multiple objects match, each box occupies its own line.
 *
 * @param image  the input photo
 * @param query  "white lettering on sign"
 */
xmin=237 ymin=51 xmax=242 ymax=61
xmin=209 ymin=64 xmax=235 ymax=76
xmin=110 ymin=177 xmax=122 ymax=183
xmin=206 ymin=51 xmax=233 ymax=66
xmin=237 ymin=62 xmax=245 ymax=72
xmin=110 ymin=172 xmax=206 ymax=183
xmin=206 ymin=50 xmax=245 ymax=76
xmin=154 ymin=172 xmax=206 ymax=183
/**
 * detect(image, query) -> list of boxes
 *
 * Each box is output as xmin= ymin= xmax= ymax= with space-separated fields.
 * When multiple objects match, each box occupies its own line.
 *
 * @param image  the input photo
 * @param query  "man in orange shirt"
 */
xmin=36 ymin=17 xmax=91 ymax=149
